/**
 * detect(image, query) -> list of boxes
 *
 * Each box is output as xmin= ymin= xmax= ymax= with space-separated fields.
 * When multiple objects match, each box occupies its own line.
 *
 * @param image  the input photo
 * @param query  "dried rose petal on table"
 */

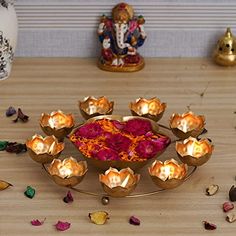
xmin=88 ymin=211 xmax=109 ymax=225
xmin=63 ymin=191 xmax=74 ymax=203
xmin=203 ymin=221 xmax=217 ymax=230
xmin=31 ymin=218 xmax=46 ymax=226
xmin=129 ymin=216 xmax=140 ymax=226
xmin=205 ymin=184 xmax=219 ymax=196
xmin=229 ymin=185 xmax=236 ymax=202
xmin=0 ymin=180 xmax=12 ymax=191
xmin=55 ymin=221 xmax=71 ymax=231
xmin=0 ymin=141 xmax=8 ymax=151
xmin=6 ymin=106 xmax=16 ymax=117
xmin=5 ymin=142 xmax=27 ymax=154
xmin=24 ymin=186 xmax=35 ymax=199
xmin=13 ymin=108 xmax=29 ymax=123
xmin=223 ymin=202 xmax=234 ymax=212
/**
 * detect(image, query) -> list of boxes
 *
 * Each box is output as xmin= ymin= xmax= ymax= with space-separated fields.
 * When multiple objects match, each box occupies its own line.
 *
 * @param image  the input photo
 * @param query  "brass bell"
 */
xmin=213 ymin=27 xmax=236 ymax=66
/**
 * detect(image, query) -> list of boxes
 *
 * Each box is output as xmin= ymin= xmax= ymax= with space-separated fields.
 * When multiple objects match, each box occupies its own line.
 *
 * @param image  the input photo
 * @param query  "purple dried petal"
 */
xmin=203 ymin=221 xmax=217 ymax=230
xmin=31 ymin=218 xmax=46 ymax=226
xmin=55 ymin=221 xmax=71 ymax=231
xmin=63 ymin=191 xmax=74 ymax=203
xmin=129 ymin=216 xmax=140 ymax=226
xmin=6 ymin=106 xmax=16 ymax=117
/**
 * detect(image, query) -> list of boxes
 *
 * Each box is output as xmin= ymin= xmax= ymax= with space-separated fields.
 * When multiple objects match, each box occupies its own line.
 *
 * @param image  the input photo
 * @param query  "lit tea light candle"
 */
xmin=170 ymin=111 xmax=205 ymax=139
xmin=149 ymin=159 xmax=188 ymax=189
xmin=48 ymin=157 xmax=88 ymax=187
xmin=79 ymin=96 xmax=114 ymax=120
xmin=129 ymin=97 xmax=166 ymax=122
xmin=99 ymin=167 xmax=140 ymax=197
xmin=26 ymin=134 xmax=64 ymax=164
xmin=176 ymin=137 xmax=214 ymax=166
xmin=40 ymin=110 xmax=74 ymax=140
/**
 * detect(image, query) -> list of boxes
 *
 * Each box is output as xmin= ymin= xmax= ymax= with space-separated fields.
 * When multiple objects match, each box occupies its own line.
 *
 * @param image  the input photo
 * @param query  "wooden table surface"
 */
xmin=0 ymin=58 xmax=236 ymax=236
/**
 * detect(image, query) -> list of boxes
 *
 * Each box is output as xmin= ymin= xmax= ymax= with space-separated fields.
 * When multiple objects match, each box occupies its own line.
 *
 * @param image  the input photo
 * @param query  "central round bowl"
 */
xmin=69 ymin=115 xmax=170 ymax=171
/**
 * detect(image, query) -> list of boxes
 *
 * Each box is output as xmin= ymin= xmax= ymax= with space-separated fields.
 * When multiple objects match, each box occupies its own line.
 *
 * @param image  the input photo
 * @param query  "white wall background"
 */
xmin=15 ymin=0 xmax=236 ymax=57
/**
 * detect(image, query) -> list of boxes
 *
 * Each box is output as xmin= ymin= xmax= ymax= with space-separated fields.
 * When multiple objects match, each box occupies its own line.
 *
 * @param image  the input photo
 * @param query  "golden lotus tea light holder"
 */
xmin=129 ymin=97 xmax=166 ymax=122
xmin=47 ymin=157 xmax=88 ymax=187
xmin=26 ymin=134 xmax=65 ymax=164
xmin=213 ymin=27 xmax=236 ymax=66
xmin=176 ymin=137 xmax=214 ymax=166
xmin=40 ymin=110 xmax=74 ymax=141
xmin=170 ymin=111 xmax=205 ymax=140
xmin=99 ymin=167 xmax=140 ymax=197
xmin=149 ymin=159 xmax=188 ymax=189
xmin=79 ymin=96 xmax=114 ymax=120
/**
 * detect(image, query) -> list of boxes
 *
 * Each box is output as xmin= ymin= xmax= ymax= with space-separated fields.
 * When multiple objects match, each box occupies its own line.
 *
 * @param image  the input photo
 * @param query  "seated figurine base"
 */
xmin=98 ymin=56 xmax=145 ymax=72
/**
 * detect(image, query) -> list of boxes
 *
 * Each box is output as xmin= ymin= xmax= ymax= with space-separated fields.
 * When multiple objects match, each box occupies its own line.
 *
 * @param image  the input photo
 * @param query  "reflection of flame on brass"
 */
xmin=149 ymin=159 xmax=187 ymax=181
xmin=176 ymin=137 xmax=214 ymax=159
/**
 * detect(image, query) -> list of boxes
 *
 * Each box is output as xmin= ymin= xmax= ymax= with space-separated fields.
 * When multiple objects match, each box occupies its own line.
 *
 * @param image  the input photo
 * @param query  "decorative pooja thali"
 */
xmin=26 ymin=96 xmax=214 ymax=203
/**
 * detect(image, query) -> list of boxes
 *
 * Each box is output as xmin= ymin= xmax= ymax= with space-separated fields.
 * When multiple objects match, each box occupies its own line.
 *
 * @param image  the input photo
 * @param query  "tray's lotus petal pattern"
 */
xmin=176 ymin=137 xmax=214 ymax=166
xmin=79 ymin=96 xmax=114 ymax=120
xmin=26 ymin=134 xmax=65 ymax=164
xmin=48 ymin=157 xmax=88 ymax=187
xmin=170 ymin=111 xmax=205 ymax=139
xmin=149 ymin=159 xmax=188 ymax=189
xmin=130 ymin=97 xmax=166 ymax=122
xmin=99 ymin=167 xmax=140 ymax=197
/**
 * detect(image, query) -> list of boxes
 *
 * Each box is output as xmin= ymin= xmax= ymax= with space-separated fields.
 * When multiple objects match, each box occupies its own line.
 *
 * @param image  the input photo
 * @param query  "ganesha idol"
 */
xmin=97 ymin=3 xmax=147 ymax=72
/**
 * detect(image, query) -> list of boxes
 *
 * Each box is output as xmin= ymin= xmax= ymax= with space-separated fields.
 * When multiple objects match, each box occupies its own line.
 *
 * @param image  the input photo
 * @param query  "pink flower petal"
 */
xmin=95 ymin=148 xmax=120 ymax=161
xmin=124 ymin=119 xmax=152 ymax=136
xmin=55 ymin=221 xmax=71 ymax=231
xmin=31 ymin=218 xmax=46 ymax=226
xmin=106 ymin=133 xmax=131 ymax=152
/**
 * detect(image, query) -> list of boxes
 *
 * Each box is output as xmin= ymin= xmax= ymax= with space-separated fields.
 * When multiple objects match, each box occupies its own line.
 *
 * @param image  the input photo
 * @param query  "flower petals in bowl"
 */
xmin=40 ymin=110 xmax=74 ymax=140
xmin=149 ymin=159 xmax=188 ymax=189
xmin=176 ymin=137 xmax=214 ymax=166
xmin=69 ymin=115 xmax=171 ymax=171
xmin=26 ymin=134 xmax=64 ymax=164
xmin=99 ymin=167 xmax=140 ymax=197
xmin=47 ymin=157 xmax=88 ymax=187
xmin=170 ymin=111 xmax=205 ymax=139
xmin=130 ymin=97 xmax=166 ymax=122
xmin=79 ymin=96 xmax=114 ymax=120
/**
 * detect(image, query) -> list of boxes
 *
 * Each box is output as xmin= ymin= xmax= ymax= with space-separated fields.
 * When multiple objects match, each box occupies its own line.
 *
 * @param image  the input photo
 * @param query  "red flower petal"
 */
xmin=55 ymin=221 xmax=71 ymax=231
xmin=95 ymin=148 xmax=120 ymax=161
xmin=31 ymin=218 xmax=46 ymax=226
xmin=124 ymin=119 xmax=152 ymax=136
xmin=76 ymin=123 xmax=103 ymax=139
xmin=106 ymin=133 xmax=131 ymax=152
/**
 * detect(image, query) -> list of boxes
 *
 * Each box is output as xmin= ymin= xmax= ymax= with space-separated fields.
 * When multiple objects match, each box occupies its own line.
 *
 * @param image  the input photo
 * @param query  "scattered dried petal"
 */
xmin=24 ymin=186 xmax=35 ymax=199
xmin=223 ymin=202 xmax=234 ymax=212
xmin=226 ymin=212 xmax=236 ymax=223
xmin=203 ymin=221 xmax=217 ymax=230
xmin=206 ymin=184 xmax=219 ymax=196
xmin=0 ymin=141 xmax=8 ymax=151
xmin=0 ymin=180 xmax=12 ymax=191
xmin=129 ymin=216 xmax=140 ymax=226
xmin=229 ymin=185 xmax=236 ymax=202
xmin=55 ymin=221 xmax=71 ymax=231
xmin=88 ymin=211 xmax=109 ymax=225
xmin=13 ymin=108 xmax=29 ymax=123
xmin=5 ymin=142 xmax=27 ymax=154
xmin=63 ymin=191 xmax=73 ymax=203
xmin=6 ymin=106 xmax=16 ymax=117
xmin=31 ymin=218 xmax=46 ymax=226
